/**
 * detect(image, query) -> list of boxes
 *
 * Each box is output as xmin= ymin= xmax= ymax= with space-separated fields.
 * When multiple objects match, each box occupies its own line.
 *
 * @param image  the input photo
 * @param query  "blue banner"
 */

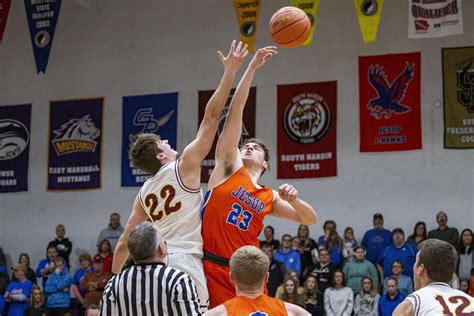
xmin=0 ymin=104 xmax=31 ymax=193
xmin=25 ymin=0 xmax=62 ymax=73
xmin=121 ymin=93 xmax=178 ymax=187
xmin=48 ymin=98 xmax=103 ymax=191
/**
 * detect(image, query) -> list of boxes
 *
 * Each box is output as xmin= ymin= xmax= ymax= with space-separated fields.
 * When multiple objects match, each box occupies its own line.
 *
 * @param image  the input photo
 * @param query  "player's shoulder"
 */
xmin=285 ymin=302 xmax=311 ymax=316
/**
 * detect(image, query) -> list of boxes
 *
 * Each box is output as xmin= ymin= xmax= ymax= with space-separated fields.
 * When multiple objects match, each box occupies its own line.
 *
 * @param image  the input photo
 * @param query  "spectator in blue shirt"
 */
xmin=35 ymin=243 xmax=59 ymax=289
xmin=5 ymin=264 xmax=33 ymax=316
xmin=383 ymin=259 xmax=413 ymax=297
xmin=317 ymin=220 xmax=337 ymax=248
xmin=274 ymin=234 xmax=302 ymax=276
xmin=71 ymin=253 xmax=93 ymax=315
xmin=362 ymin=213 xmax=393 ymax=265
xmin=44 ymin=257 xmax=71 ymax=316
xmin=379 ymin=277 xmax=404 ymax=316
xmin=377 ymin=228 xmax=417 ymax=281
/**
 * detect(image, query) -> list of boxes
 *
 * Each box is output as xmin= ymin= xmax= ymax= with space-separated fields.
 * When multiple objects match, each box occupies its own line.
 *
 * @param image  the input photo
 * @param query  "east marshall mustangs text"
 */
xmin=0 ymin=170 xmax=16 ymax=186
xmin=49 ymin=165 xmax=99 ymax=183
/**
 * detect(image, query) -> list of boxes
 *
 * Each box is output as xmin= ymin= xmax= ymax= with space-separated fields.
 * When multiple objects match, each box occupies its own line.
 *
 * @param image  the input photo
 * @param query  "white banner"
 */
xmin=408 ymin=0 xmax=463 ymax=39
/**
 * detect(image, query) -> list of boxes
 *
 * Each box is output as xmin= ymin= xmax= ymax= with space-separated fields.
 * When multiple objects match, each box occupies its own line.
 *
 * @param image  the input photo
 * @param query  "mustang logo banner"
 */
xmin=47 ymin=97 xmax=103 ymax=191
xmin=359 ymin=52 xmax=422 ymax=152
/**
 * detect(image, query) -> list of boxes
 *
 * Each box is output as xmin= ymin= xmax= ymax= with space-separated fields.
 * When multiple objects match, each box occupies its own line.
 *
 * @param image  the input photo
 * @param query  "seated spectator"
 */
xmin=80 ymin=255 xmax=111 ymax=309
xmin=343 ymin=245 xmax=378 ymax=295
xmin=97 ymin=212 xmax=123 ymax=252
xmin=275 ymin=269 xmax=305 ymax=298
xmin=378 ymin=277 xmax=404 ymax=316
xmin=324 ymin=270 xmax=353 ymax=316
xmin=296 ymin=224 xmax=318 ymax=273
xmin=327 ymin=229 xmax=343 ymax=267
xmin=24 ymin=285 xmax=46 ymax=316
xmin=354 ymin=276 xmax=380 ymax=316
xmin=274 ymin=234 xmax=301 ymax=276
xmin=303 ymin=274 xmax=324 ymax=316
xmin=383 ymin=260 xmax=413 ymax=297
xmin=96 ymin=239 xmax=113 ymax=273
xmin=278 ymin=278 xmax=306 ymax=308
xmin=11 ymin=253 xmax=36 ymax=285
xmin=407 ymin=221 xmax=427 ymax=247
xmin=292 ymin=236 xmax=302 ymax=252
xmin=427 ymin=211 xmax=459 ymax=247
xmin=302 ymin=247 xmax=338 ymax=294
xmin=317 ymin=220 xmax=337 ymax=248
xmin=85 ymin=304 xmax=99 ymax=316
xmin=49 ymin=225 xmax=72 ymax=266
xmin=261 ymin=244 xmax=285 ymax=297
xmin=342 ymin=227 xmax=358 ymax=263
xmin=44 ymin=257 xmax=70 ymax=316
xmin=377 ymin=228 xmax=417 ymax=281
xmin=362 ymin=213 xmax=392 ymax=265
xmin=71 ymin=253 xmax=93 ymax=315
xmin=259 ymin=225 xmax=280 ymax=251
xmin=459 ymin=279 xmax=470 ymax=295
xmin=35 ymin=243 xmax=59 ymax=289
xmin=457 ymin=228 xmax=473 ymax=282
xmin=5 ymin=264 xmax=33 ymax=316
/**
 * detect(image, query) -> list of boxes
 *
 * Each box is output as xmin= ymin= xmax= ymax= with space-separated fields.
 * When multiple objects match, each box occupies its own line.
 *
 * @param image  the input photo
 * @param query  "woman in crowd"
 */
xmin=459 ymin=279 xmax=470 ymax=294
xmin=342 ymin=227 xmax=358 ymax=263
xmin=407 ymin=221 xmax=427 ymax=246
xmin=303 ymin=274 xmax=324 ymax=316
xmin=279 ymin=278 xmax=306 ymax=308
xmin=96 ymin=239 xmax=113 ymax=273
xmin=5 ymin=264 xmax=33 ymax=316
xmin=324 ymin=270 xmax=353 ymax=316
xmin=297 ymin=224 xmax=319 ymax=273
xmin=44 ymin=257 xmax=71 ymax=316
xmin=24 ymin=285 xmax=47 ymax=316
xmin=354 ymin=276 xmax=380 ymax=316
xmin=318 ymin=220 xmax=337 ymax=248
xmin=327 ymin=230 xmax=343 ymax=267
xmin=11 ymin=253 xmax=37 ymax=285
xmin=383 ymin=260 xmax=413 ymax=297
xmin=259 ymin=225 xmax=280 ymax=251
xmin=343 ymin=246 xmax=378 ymax=295
xmin=457 ymin=228 xmax=473 ymax=282
xmin=275 ymin=269 xmax=305 ymax=298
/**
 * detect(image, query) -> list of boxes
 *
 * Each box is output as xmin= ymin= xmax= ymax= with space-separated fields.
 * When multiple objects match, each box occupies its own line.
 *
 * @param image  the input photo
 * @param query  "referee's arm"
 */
xmin=173 ymin=275 xmax=202 ymax=315
xmin=99 ymin=277 xmax=116 ymax=316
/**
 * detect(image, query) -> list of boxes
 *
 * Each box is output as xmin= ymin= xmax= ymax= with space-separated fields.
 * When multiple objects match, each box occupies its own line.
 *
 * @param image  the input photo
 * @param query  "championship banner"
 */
xmin=408 ymin=0 xmax=463 ymax=39
xmin=354 ymin=0 xmax=384 ymax=44
xmin=25 ymin=0 xmax=62 ymax=73
xmin=233 ymin=0 xmax=261 ymax=53
xmin=199 ymin=87 xmax=256 ymax=183
xmin=47 ymin=98 xmax=103 ymax=191
xmin=359 ymin=52 xmax=422 ymax=152
xmin=0 ymin=104 xmax=31 ymax=193
xmin=0 ymin=0 xmax=11 ymax=42
xmin=290 ymin=0 xmax=320 ymax=47
xmin=443 ymin=46 xmax=474 ymax=148
xmin=277 ymin=82 xmax=337 ymax=179
xmin=121 ymin=93 xmax=178 ymax=187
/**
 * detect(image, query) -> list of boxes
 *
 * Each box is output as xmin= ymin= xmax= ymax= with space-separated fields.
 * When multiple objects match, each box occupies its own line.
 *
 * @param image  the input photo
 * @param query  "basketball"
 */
xmin=269 ymin=6 xmax=311 ymax=48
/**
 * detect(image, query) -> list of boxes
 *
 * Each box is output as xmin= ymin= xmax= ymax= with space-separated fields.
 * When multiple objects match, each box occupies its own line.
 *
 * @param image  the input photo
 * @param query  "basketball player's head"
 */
xmin=240 ymin=138 xmax=270 ymax=176
xmin=128 ymin=222 xmax=167 ymax=264
xmin=129 ymin=133 xmax=178 ymax=175
xmin=229 ymin=246 xmax=270 ymax=292
xmin=413 ymin=239 xmax=458 ymax=290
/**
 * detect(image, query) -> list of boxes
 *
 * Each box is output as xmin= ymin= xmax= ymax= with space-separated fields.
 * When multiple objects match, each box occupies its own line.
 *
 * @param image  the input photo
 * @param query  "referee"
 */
xmin=100 ymin=222 xmax=201 ymax=315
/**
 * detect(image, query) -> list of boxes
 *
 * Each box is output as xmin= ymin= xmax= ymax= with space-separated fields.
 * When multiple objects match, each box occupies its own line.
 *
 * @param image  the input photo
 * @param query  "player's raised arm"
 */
xmin=210 ymin=46 xmax=277 ymax=184
xmin=270 ymin=183 xmax=317 ymax=225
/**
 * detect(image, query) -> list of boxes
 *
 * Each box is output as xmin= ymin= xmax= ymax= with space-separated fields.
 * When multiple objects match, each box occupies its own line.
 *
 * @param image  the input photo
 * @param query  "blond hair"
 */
xmin=230 ymin=246 xmax=269 ymax=290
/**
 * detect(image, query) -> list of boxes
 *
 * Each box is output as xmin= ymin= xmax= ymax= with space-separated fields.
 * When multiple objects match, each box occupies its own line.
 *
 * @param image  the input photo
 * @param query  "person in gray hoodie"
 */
xmin=354 ymin=276 xmax=380 ymax=316
xmin=96 ymin=213 xmax=123 ymax=252
xmin=324 ymin=270 xmax=353 ymax=316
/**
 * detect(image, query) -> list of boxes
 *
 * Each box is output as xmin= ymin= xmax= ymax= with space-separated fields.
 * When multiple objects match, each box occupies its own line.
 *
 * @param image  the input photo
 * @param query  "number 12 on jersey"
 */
xmin=226 ymin=203 xmax=253 ymax=231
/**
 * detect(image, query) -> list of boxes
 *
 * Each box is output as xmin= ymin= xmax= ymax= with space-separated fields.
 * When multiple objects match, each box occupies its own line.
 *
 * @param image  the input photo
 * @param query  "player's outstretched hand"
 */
xmin=250 ymin=46 xmax=278 ymax=69
xmin=218 ymin=40 xmax=249 ymax=74
xmin=278 ymin=183 xmax=298 ymax=202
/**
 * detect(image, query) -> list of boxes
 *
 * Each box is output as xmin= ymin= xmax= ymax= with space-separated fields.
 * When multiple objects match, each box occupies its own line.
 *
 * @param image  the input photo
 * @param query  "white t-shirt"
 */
xmin=139 ymin=161 xmax=203 ymax=255
xmin=406 ymin=282 xmax=474 ymax=316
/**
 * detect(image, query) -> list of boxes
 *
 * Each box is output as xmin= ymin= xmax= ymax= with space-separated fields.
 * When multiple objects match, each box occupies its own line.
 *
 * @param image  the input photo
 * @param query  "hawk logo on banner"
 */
xmin=354 ymin=0 xmax=384 ymax=43
xmin=0 ymin=120 xmax=29 ymax=160
xmin=283 ymin=93 xmax=331 ymax=143
xmin=290 ymin=0 xmax=320 ymax=47
xmin=233 ymin=0 xmax=261 ymax=52
xmin=367 ymin=63 xmax=414 ymax=119
xmin=0 ymin=0 xmax=11 ymax=42
xmin=52 ymin=115 xmax=100 ymax=156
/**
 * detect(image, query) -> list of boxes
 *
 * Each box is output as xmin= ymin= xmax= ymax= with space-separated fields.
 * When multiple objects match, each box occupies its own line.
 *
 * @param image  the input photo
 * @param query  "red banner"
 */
xmin=198 ymin=87 xmax=256 ymax=183
xmin=0 ymin=0 xmax=11 ymax=42
xmin=359 ymin=52 xmax=422 ymax=152
xmin=277 ymin=82 xmax=337 ymax=179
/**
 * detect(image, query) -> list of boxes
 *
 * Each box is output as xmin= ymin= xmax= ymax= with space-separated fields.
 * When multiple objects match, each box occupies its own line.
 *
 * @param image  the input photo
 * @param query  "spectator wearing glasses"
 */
xmin=274 ymin=234 xmax=302 ymax=276
xmin=302 ymin=247 xmax=338 ymax=294
xmin=383 ymin=260 xmax=413 ymax=297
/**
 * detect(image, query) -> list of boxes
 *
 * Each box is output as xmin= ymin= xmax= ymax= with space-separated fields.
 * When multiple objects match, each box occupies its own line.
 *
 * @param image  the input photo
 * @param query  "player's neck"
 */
xmin=243 ymin=162 xmax=263 ymax=187
xmin=236 ymin=288 xmax=264 ymax=299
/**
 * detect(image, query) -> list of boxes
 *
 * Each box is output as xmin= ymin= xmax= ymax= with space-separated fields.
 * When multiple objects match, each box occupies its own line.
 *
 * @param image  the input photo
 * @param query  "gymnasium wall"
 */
xmin=0 ymin=0 xmax=473 ymax=270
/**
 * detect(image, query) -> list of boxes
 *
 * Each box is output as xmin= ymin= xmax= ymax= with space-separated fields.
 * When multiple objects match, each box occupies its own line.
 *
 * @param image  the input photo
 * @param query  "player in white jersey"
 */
xmin=111 ymin=40 xmax=249 ymax=312
xmin=394 ymin=239 xmax=474 ymax=316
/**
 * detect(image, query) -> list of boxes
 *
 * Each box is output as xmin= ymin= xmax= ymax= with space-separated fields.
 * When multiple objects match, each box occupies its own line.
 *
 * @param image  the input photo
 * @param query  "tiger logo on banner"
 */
xmin=290 ymin=0 xmax=320 ymax=47
xmin=354 ymin=0 xmax=384 ymax=44
xmin=233 ymin=0 xmax=261 ymax=53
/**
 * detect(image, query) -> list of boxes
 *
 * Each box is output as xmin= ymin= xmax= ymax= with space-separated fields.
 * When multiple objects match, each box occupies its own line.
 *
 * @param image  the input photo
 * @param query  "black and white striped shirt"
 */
xmin=100 ymin=262 xmax=201 ymax=316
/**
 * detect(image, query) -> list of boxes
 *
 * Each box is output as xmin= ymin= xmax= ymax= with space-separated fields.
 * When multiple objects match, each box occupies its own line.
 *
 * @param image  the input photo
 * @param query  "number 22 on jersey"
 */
xmin=144 ymin=184 xmax=182 ymax=222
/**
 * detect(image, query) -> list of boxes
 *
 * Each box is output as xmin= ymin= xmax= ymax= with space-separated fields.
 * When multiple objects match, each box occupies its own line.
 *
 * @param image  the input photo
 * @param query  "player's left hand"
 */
xmin=278 ymin=183 xmax=298 ymax=202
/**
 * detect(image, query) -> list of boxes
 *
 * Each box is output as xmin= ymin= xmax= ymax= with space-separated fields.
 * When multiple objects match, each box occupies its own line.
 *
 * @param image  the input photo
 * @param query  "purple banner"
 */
xmin=0 ymin=104 xmax=31 ymax=193
xmin=47 ymin=98 xmax=103 ymax=191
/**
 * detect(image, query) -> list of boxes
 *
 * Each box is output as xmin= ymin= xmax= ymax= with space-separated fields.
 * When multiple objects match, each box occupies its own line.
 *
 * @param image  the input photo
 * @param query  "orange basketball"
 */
xmin=269 ymin=6 xmax=311 ymax=48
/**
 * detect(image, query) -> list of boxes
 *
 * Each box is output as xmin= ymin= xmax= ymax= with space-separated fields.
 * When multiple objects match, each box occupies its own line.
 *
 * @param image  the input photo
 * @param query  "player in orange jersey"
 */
xmin=201 ymin=46 xmax=318 ymax=307
xmin=204 ymin=245 xmax=310 ymax=316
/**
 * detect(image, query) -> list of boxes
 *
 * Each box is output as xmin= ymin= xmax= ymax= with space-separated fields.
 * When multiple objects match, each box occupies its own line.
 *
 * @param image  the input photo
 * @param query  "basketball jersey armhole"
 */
xmin=408 ymin=293 xmax=420 ymax=316
xmin=138 ymin=188 xmax=145 ymax=209
xmin=175 ymin=160 xmax=201 ymax=194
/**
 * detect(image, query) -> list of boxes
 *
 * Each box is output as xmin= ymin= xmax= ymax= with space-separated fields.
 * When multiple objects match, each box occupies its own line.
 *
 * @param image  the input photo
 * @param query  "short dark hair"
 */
xmin=264 ymin=225 xmax=275 ymax=236
xmin=129 ymin=133 xmax=164 ymax=175
xmin=386 ymin=276 xmax=398 ymax=286
xmin=392 ymin=259 xmax=404 ymax=269
xmin=281 ymin=234 xmax=292 ymax=241
xmin=417 ymin=239 xmax=458 ymax=283
xmin=128 ymin=222 xmax=159 ymax=263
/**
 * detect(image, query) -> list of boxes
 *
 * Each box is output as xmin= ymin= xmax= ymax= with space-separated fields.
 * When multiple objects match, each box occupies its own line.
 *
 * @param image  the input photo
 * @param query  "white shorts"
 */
xmin=167 ymin=252 xmax=209 ymax=312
